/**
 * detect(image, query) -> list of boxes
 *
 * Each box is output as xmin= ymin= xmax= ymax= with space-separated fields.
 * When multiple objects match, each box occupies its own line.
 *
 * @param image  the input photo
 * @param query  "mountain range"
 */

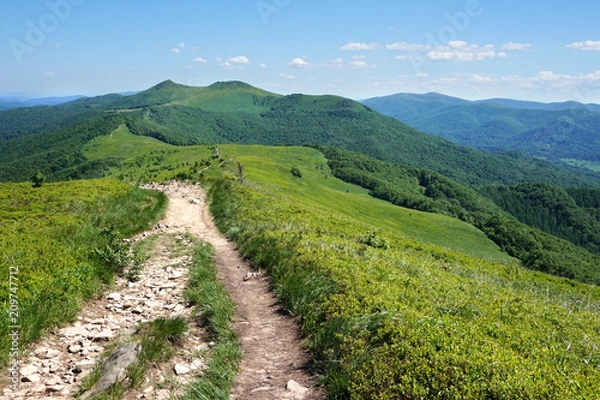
xmin=362 ymin=92 xmax=600 ymax=166
xmin=3 ymin=80 xmax=600 ymax=398
xmin=0 ymin=95 xmax=85 ymax=111
xmin=2 ymin=80 xmax=600 ymax=188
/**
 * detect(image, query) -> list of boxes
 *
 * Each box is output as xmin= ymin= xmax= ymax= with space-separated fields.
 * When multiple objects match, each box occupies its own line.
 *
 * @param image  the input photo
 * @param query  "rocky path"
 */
xmin=1 ymin=182 xmax=322 ymax=400
xmin=149 ymin=182 xmax=323 ymax=400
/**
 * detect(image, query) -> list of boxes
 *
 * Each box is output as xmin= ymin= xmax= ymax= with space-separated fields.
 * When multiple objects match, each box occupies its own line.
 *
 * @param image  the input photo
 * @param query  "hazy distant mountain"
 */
xmin=362 ymin=93 xmax=600 ymax=163
xmin=0 ymin=95 xmax=85 ymax=111
xmin=477 ymin=98 xmax=600 ymax=113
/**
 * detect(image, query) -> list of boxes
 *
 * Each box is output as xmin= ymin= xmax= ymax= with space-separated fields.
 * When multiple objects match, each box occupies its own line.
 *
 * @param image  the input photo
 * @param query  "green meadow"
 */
xmin=0 ymin=179 xmax=166 ymax=364
xmin=208 ymin=145 xmax=600 ymax=399
xmin=221 ymin=145 xmax=514 ymax=264
xmin=3 ymin=127 xmax=600 ymax=398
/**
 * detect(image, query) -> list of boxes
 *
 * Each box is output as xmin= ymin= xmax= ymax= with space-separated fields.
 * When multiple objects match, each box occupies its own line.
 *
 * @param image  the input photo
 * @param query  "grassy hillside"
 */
xmin=318 ymin=147 xmax=600 ymax=285
xmin=3 ymin=131 xmax=600 ymax=398
xmin=2 ymin=80 xmax=600 ymax=187
xmin=83 ymin=133 xmax=510 ymax=263
xmin=222 ymin=145 xmax=513 ymax=263
xmin=0 ymin=179 xmax=167 ymax=364
xmin=363 ymin=92 xmax=600 ymax=165
xmin=84 ymin=132 xmax=600 ymax=284
xmin=206 ymin=145 xmax=600 ymax=399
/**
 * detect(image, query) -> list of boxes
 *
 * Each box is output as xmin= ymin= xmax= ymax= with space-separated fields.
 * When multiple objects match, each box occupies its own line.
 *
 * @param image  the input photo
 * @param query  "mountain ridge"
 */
xmin=362 ymin=92 xmax=600 ymax=164
xmin=2 ymin=80 xmax=600 ymax=188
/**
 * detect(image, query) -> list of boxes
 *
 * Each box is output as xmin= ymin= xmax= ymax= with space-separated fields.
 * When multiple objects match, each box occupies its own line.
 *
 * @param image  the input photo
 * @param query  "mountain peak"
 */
xmin=153 ymin=80 xmax=180 ymax=90
xmin=207 ymin=81 xmax=257 ymax=91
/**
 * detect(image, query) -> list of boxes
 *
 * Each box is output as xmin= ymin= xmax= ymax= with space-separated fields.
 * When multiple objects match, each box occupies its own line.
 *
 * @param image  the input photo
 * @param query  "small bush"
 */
xmin=290 ymin=166 xmax=303 ymax=178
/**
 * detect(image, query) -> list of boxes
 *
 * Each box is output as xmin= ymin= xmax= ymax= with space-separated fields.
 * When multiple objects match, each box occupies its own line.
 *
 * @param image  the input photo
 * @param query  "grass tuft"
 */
xmin=181 ymin=241 xmax=241 ymax=400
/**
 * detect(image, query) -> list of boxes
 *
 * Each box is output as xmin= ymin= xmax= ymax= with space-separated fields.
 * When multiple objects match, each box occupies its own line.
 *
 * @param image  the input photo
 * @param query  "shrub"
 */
xmin=290 ymin=166 xmax=302 ymax=178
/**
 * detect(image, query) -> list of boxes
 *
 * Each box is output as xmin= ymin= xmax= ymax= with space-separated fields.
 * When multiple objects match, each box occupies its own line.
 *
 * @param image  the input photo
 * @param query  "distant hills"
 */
xmin=0 ymin=95 xmax=85 ymax=111
xmin=362 ymin=92 xmax=600 ymax=166
xmin=2 ymin=80 xmax=600 ymax=187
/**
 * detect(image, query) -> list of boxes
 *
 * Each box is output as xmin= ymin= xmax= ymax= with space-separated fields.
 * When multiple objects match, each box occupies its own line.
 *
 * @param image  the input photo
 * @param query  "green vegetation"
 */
xmin=363 ymin=92 xmax=600 ymax=167
xmin=0 ymin=114 xmax=125 ymax=182
xmin=222 ymin=145 xmax=512 ymax=263
xmin=3 ymin=80 xmax=600 ymax=398
xmin=290 ymin=166 xmax=303 ymax=178
xmin=320 ymin=146 xmax=600 ymax=285
xmin=82 ymin=125 xmax=218 ymax=183
xmin=2 ymin=80 xmax=600 ymax=187
xmin=183 ymin=239 xmax=241 ymax=400
xmin=562 ymin=158 xmax=600 ymax=172
xmin=30 ymin=170 xmax=45 ymax=188
xmin=0 ymin=179 xmax=167 ymax=364
xmin=0 ymin=94 xmax=119 ymax=142
xmin=207 ymin=147 xmax=600 ymax=399
xmin=479 ymin=183 xmax=600 ymax=256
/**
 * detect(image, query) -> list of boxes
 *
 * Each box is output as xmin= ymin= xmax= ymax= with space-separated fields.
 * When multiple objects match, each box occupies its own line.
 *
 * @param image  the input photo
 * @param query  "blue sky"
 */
xmin=1 ymin=0 xmax=599 ymax=102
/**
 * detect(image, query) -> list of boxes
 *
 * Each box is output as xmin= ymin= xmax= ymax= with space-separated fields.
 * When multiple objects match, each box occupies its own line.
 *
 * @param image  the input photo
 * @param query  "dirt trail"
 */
xmin=145 ymin=182 xmax=324 ymax=400
xmin=1 ymin=182 xmax=322 ymax=400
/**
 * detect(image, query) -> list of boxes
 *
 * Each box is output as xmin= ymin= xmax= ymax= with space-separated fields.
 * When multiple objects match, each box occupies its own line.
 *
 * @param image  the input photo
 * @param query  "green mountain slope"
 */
xmin=4 ymin=126 xmax=600 ymax=398
xmin=0 ymin=93 xmax=121 ymax=142
xmin=206 ymin=145 xmax=600 ymax=399
xmin=2 ymin=80 xmax=600 ymax=188
xmin=362 ymin=92 xmax=600 ymax=164
xmin=318 ymin=147 xmax=600 ymax=284
xmin=479 ymin=183 xmax=600 ymax=255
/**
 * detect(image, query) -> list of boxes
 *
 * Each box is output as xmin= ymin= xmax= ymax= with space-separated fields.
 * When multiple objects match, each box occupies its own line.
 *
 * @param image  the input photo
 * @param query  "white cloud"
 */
xmin=349 ymin=61 xmax=369 ymax=68
xmin=341 ymin=42 xmax=380 ymax=51
xmin=394 ymin=54 xmax=423 ymax=62
xmin=278 ymin=73 xmax=296 ymax=80
xmin=427 ymin=41 xmax=506 ymax=62
xmin=425 ymin=70 xmax=600 ymax=99
xmin=566 ymin=40 xmax=600 ymax=51
xmin=501 ymin=42 xmax=533 ymax=51
xmin=288 ymin=57 xmax=309 ymax=68
xmin=260 ymin=63 xmax=267 ymax=68
xmin=388 ymin=41 xmax=516 ymax=62
xmin=42 ymin=71 xmax=56 ymax=77
xmin=192 ymin=57 xmax=207 ymax=63
xmin=221 ymin=55 xmax=251 ymax=69
xmin=386 ymin=42 xmax=432 ymax=52
xmin=228 ymin=55 xmax=250 ymax=64
xmin=177 ymin=43 xmax=185 ymax=49
xmin=171 ymin=48 xmax=181 ymax=54
xmin=349 ymin=60 xmax=376 ymax=69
